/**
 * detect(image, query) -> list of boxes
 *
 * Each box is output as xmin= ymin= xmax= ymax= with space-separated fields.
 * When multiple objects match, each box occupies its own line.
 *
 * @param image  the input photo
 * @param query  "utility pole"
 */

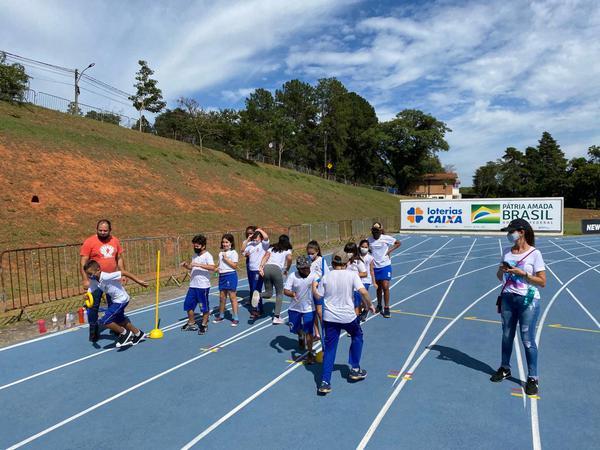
xmin=73 ymin=62 xmax=95 ymax=114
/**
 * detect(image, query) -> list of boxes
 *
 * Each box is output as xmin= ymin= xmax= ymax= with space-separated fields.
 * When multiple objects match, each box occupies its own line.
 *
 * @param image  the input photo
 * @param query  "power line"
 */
xmin=78 ymin=86 xmax=132 ymax=107
xmin=1 ymin=50 xmax=73 ymax=73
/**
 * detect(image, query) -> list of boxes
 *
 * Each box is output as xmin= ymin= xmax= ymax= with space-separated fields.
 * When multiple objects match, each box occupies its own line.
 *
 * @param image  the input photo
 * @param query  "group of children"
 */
xmin=84 ymin=222 xmax=401 ymax=394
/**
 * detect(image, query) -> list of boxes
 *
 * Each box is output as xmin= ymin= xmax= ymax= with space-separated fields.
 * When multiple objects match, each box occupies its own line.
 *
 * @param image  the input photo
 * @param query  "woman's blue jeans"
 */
xmin=500 ymin=292 xmax=540 ymax=378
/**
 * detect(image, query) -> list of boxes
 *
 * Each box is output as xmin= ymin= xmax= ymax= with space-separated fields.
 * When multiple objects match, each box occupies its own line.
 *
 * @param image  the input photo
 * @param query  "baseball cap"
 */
xmin=332 ymin=250 xmax=349 ymax=265
xmin=501 ymin=218 xmax=532 ymax=233
xmin=296 ymin=255 xmax=311 ymax=269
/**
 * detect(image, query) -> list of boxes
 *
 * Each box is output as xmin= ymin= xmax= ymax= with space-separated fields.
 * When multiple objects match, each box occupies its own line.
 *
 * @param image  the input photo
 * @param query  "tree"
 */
xmin=497 ymin=147 xmax=527 ymax=197
xmin=374 ymin=109 xmax=451 ymax=192
xmin=85 ymin=110 xmax=120 ymax=125
xmin=533 ymin=132 xmax=567 ymax=196
xmin=239 ymin=88 xmax=276 ymax=160
xmin=67 ymin=101 xmax=82 ymax=116
xmin=274 ymin=80 xmax=318 ymax=166
xmin=473 ymin=161 xmax=501 ymax=197
xmin=154 ymin=108 xmax=192 ymax=141
xmin=343 ymin=92 xmax=379 ymax=182
xmin=131 ymin=115 xmax=153 ymax=133
xmin=178 ymin=97 xmax=220 ymax=155
xmin=0 ymin=52 xmax=29 ymax=102
xmin=315 ymin=78 xmax=352 ymax=173
xmin=129 ymin=60 xmax=166 ymax=132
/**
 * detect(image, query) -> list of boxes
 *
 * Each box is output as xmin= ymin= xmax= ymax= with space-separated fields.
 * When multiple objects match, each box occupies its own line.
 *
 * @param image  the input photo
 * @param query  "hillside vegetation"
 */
xmin=0 ymin=102 xmax=401 ymax=248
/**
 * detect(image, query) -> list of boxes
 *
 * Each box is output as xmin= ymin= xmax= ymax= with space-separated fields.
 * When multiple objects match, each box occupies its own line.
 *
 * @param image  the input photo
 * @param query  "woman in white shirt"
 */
xmin=368 ymin=222 xmax=401 ymax=318
xmin=492 ymin=218 xmax=546 ymax=396
xmin=259 ymin=235 xmax=293 ymax=324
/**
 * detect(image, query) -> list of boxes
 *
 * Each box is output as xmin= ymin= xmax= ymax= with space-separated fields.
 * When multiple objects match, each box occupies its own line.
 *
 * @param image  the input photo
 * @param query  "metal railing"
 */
xmin=0 ymin=216 xmax=399 ymax=314
xmin=21 ymin=89 xmax=138 ymax=129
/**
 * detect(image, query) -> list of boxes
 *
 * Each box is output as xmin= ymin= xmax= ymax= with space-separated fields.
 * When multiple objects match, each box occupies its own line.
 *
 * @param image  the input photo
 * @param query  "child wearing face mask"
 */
xmin=213 ymin=234 xmax=240 ymax=326
xmin=492 ymin=218 xmax=546 ymax=396
xmin=368 ymin=222 xmax=401 ymax=318
xmin=344 ymin=242 xmax=368 ymax=317
xmin=243 ymin=228 xmax=270 ymax=319
xmin=284 ymin=255 xmax=318 ymax=364
xmin=358 ymin=239 xmax=376 ymax=321
xmin=180 ymin=234 xmax=216 ymax=335
xmin=306 ymin=240 xmax=329 ymax=340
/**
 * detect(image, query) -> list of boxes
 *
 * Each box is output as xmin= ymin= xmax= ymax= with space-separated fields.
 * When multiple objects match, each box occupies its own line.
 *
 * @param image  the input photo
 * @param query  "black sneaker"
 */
xmin=349 ymin=367 xmax=368 ymax=381
xmin=525 ymin=377 xmax=539 ymax=395
xmin=198 ymin=324 xmax=208 ymax=335
xmin=116 ymin=330 xmax=133 ymax=348
xmin=181 ymin=322 xmax=198 ymax=331
xmin=490 ymin=367 xmax=511 ymax=382
xmin=89 ymin=324 xmax=99 ymax=342
xmin=318 ymin=381 xmax=332 ymax=394
xmin=131 ymin=331 xmax=146 ymax=345
xmin=382 ymin=308 xmax=391 ymax=318
xmin=359 ymin=310 xmax=368 ymax=322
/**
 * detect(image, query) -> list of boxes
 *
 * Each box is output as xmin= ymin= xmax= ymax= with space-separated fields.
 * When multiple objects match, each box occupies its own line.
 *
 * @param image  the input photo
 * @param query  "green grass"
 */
xmin=0 ymin=102 xmax=402 ymax=248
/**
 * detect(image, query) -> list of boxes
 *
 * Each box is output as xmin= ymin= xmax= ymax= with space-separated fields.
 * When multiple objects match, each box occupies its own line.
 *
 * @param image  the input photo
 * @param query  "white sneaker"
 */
xmin=251 ymin=291 xmax=260 ymax=308
xmin=272 ymin=316 xmax=285 ymax=325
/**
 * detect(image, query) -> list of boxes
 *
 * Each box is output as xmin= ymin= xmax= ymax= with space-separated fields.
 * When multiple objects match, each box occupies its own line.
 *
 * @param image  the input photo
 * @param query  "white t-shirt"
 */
xmin=244 ymin=239 xmax=270 ymax=271
xmin=190 ymin=252 xmax=214 ymax=289
xmin=317 ymin=270 xmax=364 ymax=323
xmin=501 ymin=247 xmax=545 ymax=299
xmin=218 ymin=250 xmax=238 ymax=274
xmin=362 ymin=253 xmax=374 ymax=284
xmin=310 ymin=255 xmax=330 ymax=278
xmin=368 ymin=234 xmax=397 ymax=268
xmin=89 ymin=271 xmax=129 ymax=304
xmin=284 ymin=271 xmax=317 ymax=313
xmin=346 ymin=259 xmax=367 ymax=277
xmin=265 ymin=248 xmax=292 ymax=270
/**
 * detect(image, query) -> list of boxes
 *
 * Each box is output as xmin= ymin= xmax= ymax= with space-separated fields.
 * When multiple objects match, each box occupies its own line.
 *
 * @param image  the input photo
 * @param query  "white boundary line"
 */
xmin=529 ymin=262 xmax=600 ymax=450
xmin=391 ymin=239 xmax=476 ymax=387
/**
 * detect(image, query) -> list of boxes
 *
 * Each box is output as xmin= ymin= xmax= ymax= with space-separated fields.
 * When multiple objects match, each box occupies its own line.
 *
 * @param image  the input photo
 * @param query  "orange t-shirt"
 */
xmin=80 ymin=235 xmax=124 ymax=272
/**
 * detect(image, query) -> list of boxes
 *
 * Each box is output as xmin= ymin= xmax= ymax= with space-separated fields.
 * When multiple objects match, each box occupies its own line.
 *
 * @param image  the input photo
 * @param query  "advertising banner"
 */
xmin=400 ymin=198 xmax=563 ymax=233
xmin=581 ymin=219 xmax=600 ymax=234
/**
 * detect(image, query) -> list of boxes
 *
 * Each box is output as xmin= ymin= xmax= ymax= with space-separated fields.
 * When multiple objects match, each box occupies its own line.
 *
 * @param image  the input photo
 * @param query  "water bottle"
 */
xmin=524 ymin=285 xmax=536 ymax=307
xmin=51 ymin=313 xmax=59 ymax=332
xmin=65 ymin=312 xmax=72 ymax=329
xmin=37 ymin=319 xmax=47 ymax=334
xmin=83 ymin=308 xmax=88 ymax=323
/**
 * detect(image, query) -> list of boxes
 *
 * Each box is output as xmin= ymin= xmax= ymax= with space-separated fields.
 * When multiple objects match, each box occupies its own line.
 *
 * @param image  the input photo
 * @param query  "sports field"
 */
xmin=1 ymin=234 xmax=598 ymax=449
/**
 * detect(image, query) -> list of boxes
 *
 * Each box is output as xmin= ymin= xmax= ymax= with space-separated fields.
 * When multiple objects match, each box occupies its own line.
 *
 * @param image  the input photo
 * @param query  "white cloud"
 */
xmin=221 ymin=87 xmax=257 ymax=103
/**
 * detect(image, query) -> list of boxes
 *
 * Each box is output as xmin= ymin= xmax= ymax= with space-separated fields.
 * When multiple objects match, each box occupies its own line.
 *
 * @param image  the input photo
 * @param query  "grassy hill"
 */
xmin=0 ymin=101 xmax=402 ymax=249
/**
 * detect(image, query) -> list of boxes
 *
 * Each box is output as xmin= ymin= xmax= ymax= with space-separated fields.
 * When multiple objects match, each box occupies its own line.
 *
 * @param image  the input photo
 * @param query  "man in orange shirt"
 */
xmin=80 ymin=219 xmax=125 ymax=343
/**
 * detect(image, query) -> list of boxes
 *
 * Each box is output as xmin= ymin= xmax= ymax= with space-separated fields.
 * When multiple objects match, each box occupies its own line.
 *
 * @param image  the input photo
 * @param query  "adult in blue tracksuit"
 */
xmin=312 ymin=250 xmax=375 ymax=395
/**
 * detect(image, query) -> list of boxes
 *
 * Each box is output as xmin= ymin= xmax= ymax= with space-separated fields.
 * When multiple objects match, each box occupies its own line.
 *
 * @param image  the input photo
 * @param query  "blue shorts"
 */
xmin=99 ymin=302 xmax=128 ymax=326
xmin=288 ymin=310 xmax=315 ymax=335
xmin=184 ymin=287 xmax=210 ymax=313
xmin=219 ymin=271 xmax=238 ymax=291
xmin=353 ymin=283 xmax=370 ymax=307
xmin=374 ymin=265 xmax=392 ymax=281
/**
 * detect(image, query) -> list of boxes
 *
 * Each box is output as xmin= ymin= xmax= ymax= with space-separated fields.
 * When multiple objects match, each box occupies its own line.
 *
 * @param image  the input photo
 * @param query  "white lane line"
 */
xmin=529 ymin=263 xmax=600 ymax=450
xmin=358 ymin=259 xmax=600 ymax=449
xmin=180 ymin=244 xmax=486 ymax=448
xmin=391 ymin=239 xmax=476 ymax=388
xmin=357 ymin=284 xmax=500 ymax=450
xmin=549 ymin=241 xmax=600 ymax=328
xmin=5 ymin=310 xmax=285 ymax=450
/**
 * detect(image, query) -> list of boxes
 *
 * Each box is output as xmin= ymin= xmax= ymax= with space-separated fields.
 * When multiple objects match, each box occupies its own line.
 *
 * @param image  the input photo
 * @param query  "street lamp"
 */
xmin=73 ymin=62 xmax=95 ymax=114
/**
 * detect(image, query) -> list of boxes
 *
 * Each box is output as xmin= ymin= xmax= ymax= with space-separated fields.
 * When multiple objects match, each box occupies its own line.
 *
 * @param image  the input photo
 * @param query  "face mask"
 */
xmin=372 ymin=230 xmax=381 ymax=239
xmin=222 ymin=243 xmax=231 ymax=250
xmin=346 ymin=253 xmax=354 ymax=259
xmin=194 ymin=248 xmax=202 ymax=254
xmin=360 ymin=247 xmax=369 ymax=255
xmin=507 ymin=231 xmax=520 ymax=243
xmin=307 ymin=254 xmax=316 ymax=261
xmin=299 ymin=269 xmax=310 ymax=278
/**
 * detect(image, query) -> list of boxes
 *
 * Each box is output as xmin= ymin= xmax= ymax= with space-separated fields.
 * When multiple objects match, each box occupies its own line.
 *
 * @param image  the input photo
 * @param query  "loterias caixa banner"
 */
xmin=400 ymin=198 xmax=563 ymax=234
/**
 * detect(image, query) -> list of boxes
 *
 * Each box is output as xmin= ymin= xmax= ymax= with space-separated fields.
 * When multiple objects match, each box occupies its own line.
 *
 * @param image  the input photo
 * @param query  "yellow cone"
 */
xmin=149 ymin=328 xmax=164 ymax=339
xmin=315 ymin=350 xmax=323 ymax=363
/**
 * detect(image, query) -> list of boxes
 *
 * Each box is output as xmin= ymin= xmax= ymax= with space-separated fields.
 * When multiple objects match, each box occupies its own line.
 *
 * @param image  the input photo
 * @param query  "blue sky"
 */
xmin=2 ymin=0 xmax=599 ymax=185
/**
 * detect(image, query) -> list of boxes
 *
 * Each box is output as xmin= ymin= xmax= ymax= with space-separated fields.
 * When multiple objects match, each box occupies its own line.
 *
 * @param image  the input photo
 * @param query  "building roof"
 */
xmin=421 ymin=172 xmax=458 ymax=181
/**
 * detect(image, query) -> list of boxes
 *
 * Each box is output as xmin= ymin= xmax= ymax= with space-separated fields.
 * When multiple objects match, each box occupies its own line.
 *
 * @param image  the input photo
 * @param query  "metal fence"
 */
xmin=22 ymin=89 xmax=138 ymax=129
xmin=0 ymin=216 xmax=399 ymax=314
